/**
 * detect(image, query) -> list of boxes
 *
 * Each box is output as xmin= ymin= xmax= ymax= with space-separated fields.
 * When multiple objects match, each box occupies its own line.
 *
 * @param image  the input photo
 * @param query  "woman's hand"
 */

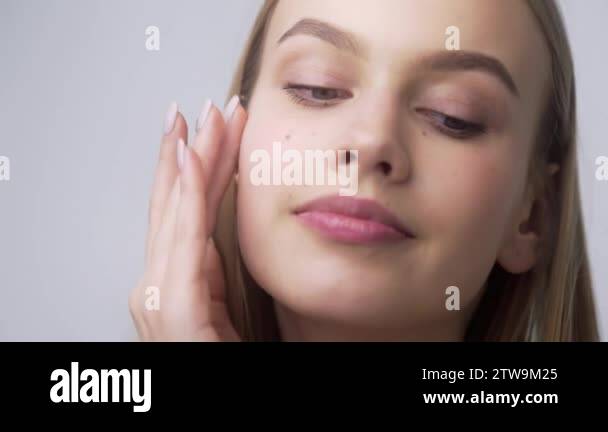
xmin=129 ymin=97 xmax=246 ymax=341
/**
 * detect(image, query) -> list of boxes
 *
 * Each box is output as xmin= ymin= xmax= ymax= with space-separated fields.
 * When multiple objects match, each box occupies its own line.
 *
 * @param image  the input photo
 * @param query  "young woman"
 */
xmin=129 ymin=0 xmax=599 ymax=341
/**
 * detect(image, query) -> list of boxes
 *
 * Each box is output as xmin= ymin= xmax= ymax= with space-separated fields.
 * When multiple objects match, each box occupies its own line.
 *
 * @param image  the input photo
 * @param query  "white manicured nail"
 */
xmin=164 ymin=101 xmax=178 ymax=135
xmin=196 ymin=99 xmax=213 ymax=132
xmin=223 ymin=95 xmax=239 ymax=122
xmin=177 ymin=138 xmax=185 ymax=170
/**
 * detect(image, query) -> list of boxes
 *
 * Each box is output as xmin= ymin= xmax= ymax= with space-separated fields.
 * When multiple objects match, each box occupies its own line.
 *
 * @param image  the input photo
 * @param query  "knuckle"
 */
xmin=128 ymin=288 xmax=141 ymax=317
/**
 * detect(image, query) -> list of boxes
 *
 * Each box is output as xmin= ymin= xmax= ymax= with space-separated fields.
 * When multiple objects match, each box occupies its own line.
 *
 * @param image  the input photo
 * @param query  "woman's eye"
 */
xmin=283 ymin=84 xmax=352 ymax=108
xmin=416 ymin=108 xmax=486 ymax=139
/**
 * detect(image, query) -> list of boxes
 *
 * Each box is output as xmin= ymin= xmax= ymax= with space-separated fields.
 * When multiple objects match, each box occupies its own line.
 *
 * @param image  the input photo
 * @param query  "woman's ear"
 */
xmin=497 ymin=163 xmax=559 ymax=274
xmin=496 ymin=199 xmax=540 ymax=274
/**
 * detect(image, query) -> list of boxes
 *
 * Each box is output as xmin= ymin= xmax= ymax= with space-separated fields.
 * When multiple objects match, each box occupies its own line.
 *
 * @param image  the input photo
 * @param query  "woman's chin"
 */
xmin=269 ymin=272 xmax=405 ymax=322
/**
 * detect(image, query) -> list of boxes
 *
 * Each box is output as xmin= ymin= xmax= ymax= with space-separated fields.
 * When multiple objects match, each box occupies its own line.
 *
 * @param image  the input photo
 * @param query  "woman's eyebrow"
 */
xmin=277 ymin=18 xmax=519 ymax=98
xmin=418 ymin=51 xmax=520 ymax=97
xmin=277 ymin=18 xmax=366 ymax=59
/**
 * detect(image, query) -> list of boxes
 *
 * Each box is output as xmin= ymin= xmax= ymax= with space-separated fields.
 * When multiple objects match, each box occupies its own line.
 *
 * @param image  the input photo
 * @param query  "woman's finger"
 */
xmin=148 ymin=168 xmax=180 ymax=276
xmin=164 ymin=144 xmax=211 ymax=316
xmin=206 ymin=97 xmax=246 ymax=232
xmin=190 ymin=101 xmax=225 ymax=196
xmin=146 ymin=103 xmax=188 ymax=262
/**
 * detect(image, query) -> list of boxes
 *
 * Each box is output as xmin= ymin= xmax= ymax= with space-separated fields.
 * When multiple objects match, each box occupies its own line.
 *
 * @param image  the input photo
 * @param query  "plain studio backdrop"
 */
xmin=0 ymin=0 xmax=606 ymax=341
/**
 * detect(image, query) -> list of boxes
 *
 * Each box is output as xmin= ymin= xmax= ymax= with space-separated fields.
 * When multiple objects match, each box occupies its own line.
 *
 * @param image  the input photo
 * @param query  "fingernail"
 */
xmin=177 ymin=138 xmax=186 ymax=170
xmin=223 ymin=95 xmax=239 ymax=122
xmin=196 ymin=99 xmax=213 ymax=132
xmin=164 ymin=101 xmax=178 ymax=135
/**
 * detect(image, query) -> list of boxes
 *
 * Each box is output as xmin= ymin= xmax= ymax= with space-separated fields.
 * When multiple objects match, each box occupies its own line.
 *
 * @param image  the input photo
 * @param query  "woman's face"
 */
xmin=236 ymin=0 xmax=550 ymax=339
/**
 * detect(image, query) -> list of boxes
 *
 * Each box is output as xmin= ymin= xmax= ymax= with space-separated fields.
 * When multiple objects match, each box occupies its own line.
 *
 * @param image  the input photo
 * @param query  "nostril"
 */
xmin=343 ymin=150 xmax=357 ymax=165
xmin=379 ymin=161 xmax=392 ymax=176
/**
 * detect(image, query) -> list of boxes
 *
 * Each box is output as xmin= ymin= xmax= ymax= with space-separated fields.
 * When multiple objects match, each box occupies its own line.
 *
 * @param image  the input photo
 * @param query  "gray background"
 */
xmin=0 ymin=0 xmax=605 ymax=341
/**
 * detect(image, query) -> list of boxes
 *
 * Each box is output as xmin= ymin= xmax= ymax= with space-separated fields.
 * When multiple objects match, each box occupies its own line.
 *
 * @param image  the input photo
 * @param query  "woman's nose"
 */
xmin=341 ymin=92 xmax=411 ymax=184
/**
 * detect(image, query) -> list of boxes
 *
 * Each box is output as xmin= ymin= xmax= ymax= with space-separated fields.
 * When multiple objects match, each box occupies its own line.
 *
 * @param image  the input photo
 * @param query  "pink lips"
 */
xmin=293 ymin=195 xmax=415 ymax=244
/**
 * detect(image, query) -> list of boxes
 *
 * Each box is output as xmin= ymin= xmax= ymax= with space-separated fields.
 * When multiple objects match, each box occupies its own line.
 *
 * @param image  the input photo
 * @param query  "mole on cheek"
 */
xmin=284 ymin=129 xmax=295 ymax=142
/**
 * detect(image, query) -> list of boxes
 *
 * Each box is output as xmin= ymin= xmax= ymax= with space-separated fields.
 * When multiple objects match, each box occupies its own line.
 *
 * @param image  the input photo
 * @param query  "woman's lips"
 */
xmin=293 ymin=195 xmax=415 ymax=244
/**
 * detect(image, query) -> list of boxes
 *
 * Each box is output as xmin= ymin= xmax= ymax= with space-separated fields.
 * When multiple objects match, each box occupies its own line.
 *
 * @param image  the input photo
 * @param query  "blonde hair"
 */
xmin=214 ymin=0 xmax=599 ymax=341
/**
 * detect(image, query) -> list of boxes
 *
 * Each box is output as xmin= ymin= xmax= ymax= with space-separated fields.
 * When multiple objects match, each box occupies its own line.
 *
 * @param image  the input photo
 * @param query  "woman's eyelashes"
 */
xmin=283 ymin=83 xmax=353 ymax=108
xmin=281 ymin=83 xmax=487 ymax=140
xmin=415 ymin=108 xmax=487 ymax=139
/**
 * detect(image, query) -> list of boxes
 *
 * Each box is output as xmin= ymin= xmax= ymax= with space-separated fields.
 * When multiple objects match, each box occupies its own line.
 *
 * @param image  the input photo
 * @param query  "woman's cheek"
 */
xmin=418 ymin=143 xmax=522 ymax=303
xmin=236 ymin=108 xmax=298 ymax=279
xmin=425 ymin=139 xmax=520 ymax=242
